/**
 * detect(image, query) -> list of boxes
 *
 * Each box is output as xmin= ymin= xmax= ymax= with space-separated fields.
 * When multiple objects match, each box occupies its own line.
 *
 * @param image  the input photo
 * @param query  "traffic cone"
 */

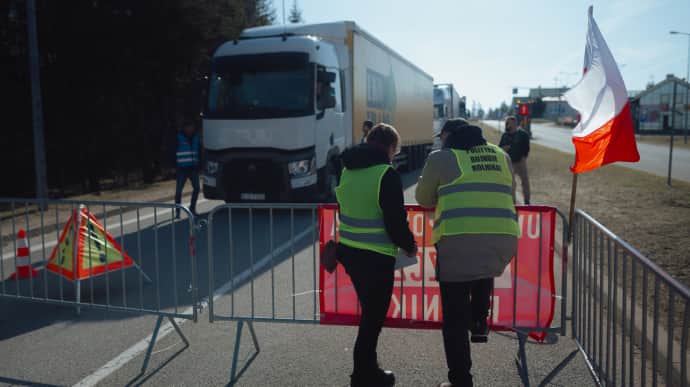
xmin=9 ymin=229 xmax=39 ymax=280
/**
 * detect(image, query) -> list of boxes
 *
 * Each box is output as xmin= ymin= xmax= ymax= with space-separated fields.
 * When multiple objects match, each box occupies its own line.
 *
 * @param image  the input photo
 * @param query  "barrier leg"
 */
xmin=515 ymin=331 xmax=531 ymax=387
xmin=141 ymin=316 xmax=164 ymax=373
xmin=139 ymin=315 xmax=190 ymax=374
xmin=229 ymin=321 xmax=261 ymax=386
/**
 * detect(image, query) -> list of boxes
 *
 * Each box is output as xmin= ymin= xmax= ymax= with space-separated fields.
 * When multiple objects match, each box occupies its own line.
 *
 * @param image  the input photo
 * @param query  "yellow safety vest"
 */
xmin=432 ymin=143 xmax=519 ymax=243
xmin=335 ymin=164 xmax=397 ymax=257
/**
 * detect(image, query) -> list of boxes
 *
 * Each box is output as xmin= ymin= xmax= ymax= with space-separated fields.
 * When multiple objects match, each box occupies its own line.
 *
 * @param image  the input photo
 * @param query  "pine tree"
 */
xmin=288 ymin=0 xmax=303 ymax=24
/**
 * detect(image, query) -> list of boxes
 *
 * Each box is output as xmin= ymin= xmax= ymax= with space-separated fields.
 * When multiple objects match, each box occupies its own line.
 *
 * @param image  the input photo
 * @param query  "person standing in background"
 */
xmin=174 ymin=120 xmax=200 ymax=218
xmin=360 ymin=120 xmax=374 ymax=144
xmin=499 ymin=116 xmax=531 ymax=204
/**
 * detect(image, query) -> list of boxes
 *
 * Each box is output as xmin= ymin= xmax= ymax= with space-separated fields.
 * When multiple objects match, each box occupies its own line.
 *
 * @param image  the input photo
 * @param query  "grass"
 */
xmin=636 ymin=134 xmax=690 ymax=150
xmin=478 ymin=121 xmax=690 ymax=288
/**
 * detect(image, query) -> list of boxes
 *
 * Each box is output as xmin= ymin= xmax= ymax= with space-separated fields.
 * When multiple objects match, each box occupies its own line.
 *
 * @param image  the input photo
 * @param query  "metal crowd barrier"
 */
xmin=206 ymin=203 xmax=321 ymax=382
xmin=0 ymin=198 xmax=200 ymax=373
xmin=206 ymin=203 xmax=571 ymax=386
xmin=572 ymin=209 xmax=690 ymax=387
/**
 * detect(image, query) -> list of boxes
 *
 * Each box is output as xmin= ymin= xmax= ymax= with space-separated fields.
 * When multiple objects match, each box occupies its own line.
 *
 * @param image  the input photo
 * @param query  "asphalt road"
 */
xmin=483 ymin=120 xmax=690 ymax=183
xmin=0 ymin=173 xmax=599 ymax=387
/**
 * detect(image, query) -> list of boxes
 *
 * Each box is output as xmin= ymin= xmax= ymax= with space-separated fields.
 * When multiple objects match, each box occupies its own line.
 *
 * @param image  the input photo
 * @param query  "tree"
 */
xmin=1 ymin=0 xmax=276 ymax=197
xmin=288 ymin=0 xmax=303 ymax=24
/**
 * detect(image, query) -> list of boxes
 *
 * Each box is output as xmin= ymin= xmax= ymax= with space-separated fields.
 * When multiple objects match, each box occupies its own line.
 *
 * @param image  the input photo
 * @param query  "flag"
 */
xmin=563 ymin=6 xmax=640 ymax=173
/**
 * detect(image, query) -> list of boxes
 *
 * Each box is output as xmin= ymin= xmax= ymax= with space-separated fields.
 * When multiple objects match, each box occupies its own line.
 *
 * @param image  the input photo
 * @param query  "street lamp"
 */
xmin=670 ymin=30 xmax=690 ymax=143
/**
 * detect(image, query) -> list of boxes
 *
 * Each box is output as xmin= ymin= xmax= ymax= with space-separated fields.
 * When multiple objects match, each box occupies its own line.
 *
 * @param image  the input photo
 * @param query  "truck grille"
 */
xmin=223 ymin=159 xmax=285 ymax=201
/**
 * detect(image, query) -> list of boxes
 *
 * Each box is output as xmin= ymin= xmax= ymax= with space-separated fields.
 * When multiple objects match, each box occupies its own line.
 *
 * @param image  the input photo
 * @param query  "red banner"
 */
xmin=319 ymin=205 xmax=557 ymax=341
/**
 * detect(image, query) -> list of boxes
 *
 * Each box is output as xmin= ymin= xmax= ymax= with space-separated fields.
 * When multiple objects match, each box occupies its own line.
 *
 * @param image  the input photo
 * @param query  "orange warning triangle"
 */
xmin=46 ymin=206 xmax=135 ymax=281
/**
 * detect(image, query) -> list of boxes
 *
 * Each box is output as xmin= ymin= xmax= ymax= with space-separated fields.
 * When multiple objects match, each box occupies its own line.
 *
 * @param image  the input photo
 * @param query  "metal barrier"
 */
xmin=206 ymin=203 xmax=321 ymax=382
xmin=572 ymin=209 xmax=690 ymax=387
xmin=0 ymin=198 xmax=200 ymax=373
xmin=206 ymin=203 xmax=571 ymax=386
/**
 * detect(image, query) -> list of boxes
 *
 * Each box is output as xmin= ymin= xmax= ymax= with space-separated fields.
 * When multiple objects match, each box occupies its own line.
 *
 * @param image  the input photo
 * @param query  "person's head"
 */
xmin=362 ymin=120 xmax=374 ymax=136
xmin=182 ymin=120 xmax=195 ymax=136
xmin=366 ymin=123 xmax=401 ymax=162
xmin=441 ymin=120 xmax=487 ymax=150
xmin=505 ymin=116 xmax=518 ymax=132
xmin=437 ymin=118 xmax=470 ymax=146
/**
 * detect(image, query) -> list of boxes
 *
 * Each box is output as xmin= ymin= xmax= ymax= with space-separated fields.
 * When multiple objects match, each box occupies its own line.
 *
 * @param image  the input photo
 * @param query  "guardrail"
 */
xmin=572 ymin=209 xmax=690 ymax=387
xmin=0 ymin=198 xmax=200 ymax=373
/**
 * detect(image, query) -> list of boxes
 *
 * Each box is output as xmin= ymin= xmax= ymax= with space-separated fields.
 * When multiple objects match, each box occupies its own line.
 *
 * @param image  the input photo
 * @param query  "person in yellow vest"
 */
xmin=336 ymin=123 xmax=418 ymax=387
xmin=415 ymin=119 xmax=519 ymax=387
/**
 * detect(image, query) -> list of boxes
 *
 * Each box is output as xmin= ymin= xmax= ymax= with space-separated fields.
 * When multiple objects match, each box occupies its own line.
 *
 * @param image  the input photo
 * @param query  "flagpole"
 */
xmin=568 ymin=173 xmax=578 ymax=241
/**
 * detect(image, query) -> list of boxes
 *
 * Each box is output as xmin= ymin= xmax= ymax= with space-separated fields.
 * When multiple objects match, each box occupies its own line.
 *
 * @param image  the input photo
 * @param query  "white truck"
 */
xmin=202 ymin=21 xmax=433 ymax=202
xmin=432 ymin=83 xmax=466 ymax=149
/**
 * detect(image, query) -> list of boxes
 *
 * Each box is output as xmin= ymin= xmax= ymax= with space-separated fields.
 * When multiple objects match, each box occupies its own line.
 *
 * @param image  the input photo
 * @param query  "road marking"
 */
xmin=74 ymin=226 xmax=314 ymax=387
xmin=1 ymin=199 xmax=210 ymax=262
xmin=293 ymin=290 xmax=320 ymax=297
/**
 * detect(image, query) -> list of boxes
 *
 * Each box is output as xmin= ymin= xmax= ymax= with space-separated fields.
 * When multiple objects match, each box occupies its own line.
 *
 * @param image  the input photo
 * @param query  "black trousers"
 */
xmin=338 ymin=244 xmax=395 ymax=375
xmin=439 ymin=278 xmax=493 ymax=387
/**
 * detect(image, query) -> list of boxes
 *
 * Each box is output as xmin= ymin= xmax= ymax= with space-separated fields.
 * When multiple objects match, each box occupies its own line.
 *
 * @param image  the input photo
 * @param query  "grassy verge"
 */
xmin=636 ymin=134 xmax=690 ymax=150
xmin=478 ymin=121 xmax=690 ymax=288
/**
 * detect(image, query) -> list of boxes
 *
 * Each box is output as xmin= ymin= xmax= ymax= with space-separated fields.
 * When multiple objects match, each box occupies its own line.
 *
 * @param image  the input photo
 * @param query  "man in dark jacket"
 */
xmin=336 ymin=123 xmax=417 ymax=387
xmin=499 ymin=116 xmax=531 ymax=204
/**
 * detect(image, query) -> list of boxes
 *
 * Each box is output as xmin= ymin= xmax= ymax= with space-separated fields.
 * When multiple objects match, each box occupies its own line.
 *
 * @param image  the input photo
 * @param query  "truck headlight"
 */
xmin=288 ymin=157 xmax=316 ymax=177
xmin=206 ymin=160 xmax=219 ymax=175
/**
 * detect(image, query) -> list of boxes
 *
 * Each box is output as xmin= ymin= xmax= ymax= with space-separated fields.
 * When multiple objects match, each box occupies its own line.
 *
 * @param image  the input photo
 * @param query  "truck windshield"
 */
xmin=206 ymin=53 xmax=314 ymax=119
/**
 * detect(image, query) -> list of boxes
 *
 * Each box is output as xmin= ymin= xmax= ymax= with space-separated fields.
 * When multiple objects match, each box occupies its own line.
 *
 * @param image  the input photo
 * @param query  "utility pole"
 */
xmin=667 ymin=81 xmax=677 ymax=186
xmin=27 ymin=0 xmax=48 ymax=209
xmin=670 ymin=30 xmax=690 ymax=143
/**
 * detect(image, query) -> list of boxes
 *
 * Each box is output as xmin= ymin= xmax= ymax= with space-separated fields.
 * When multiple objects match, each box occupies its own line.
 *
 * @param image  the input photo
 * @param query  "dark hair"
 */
xmin=362 ymin=120 xmax=374 ymax=130
xmin=505 ymin=115 xmax=517 ymax=123
xmin=444 ymin=125 xmax=487 ymax=150
xmin=367 ymin=123 xmax=401 ymax=154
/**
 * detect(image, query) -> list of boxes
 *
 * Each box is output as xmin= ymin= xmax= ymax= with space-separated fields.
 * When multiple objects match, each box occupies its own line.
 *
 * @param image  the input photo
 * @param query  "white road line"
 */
xmin=74 ymin=226 xmax=315 ymax=387
xmin=1 ymin=199 xmax=210 ymax=262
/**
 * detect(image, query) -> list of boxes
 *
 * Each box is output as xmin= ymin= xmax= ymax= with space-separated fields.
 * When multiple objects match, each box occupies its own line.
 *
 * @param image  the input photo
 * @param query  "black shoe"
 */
xmin=470 ymin=319 xmax=489 ymax=343
xmin=350 ymin=369 xmax=395 ymax=387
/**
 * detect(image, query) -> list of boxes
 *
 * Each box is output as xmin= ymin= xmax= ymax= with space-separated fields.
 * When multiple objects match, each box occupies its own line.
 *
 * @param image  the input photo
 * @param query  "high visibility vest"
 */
xmin=335 ymin=164 xmax=397 ymax=257
xmin=176 ymin=133 xmax=199 ymax=167
xmin=432 ymin=143 xmax=519 ymax=244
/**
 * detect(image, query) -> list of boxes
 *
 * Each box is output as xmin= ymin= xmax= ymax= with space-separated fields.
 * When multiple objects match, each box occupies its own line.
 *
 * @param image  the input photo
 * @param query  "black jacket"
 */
xmin=338 ymin=144 xmax=416 ymax=254
xmin=499 ymin=128 xmax=530 ymax=162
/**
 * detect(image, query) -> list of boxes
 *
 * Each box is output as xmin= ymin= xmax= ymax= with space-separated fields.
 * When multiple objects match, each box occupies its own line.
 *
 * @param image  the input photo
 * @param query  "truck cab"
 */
xmin=203 ymin=32 xmax=345 ymax=202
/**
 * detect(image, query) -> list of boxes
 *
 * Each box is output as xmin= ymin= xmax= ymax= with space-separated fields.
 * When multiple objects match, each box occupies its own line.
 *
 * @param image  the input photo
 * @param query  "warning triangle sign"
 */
xmin=46 ymin=206 xmax=135 ymax=281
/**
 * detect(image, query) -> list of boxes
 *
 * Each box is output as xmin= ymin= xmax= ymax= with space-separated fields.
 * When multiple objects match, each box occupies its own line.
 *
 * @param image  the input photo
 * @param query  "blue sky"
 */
xmin=277 ymin=0 xmax=690 ymax=110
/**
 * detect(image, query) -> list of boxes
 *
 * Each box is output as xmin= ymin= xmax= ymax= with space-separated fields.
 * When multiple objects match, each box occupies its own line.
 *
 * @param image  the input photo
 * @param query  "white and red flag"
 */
xmin=564 ymin=6 xmax=640 ymax=173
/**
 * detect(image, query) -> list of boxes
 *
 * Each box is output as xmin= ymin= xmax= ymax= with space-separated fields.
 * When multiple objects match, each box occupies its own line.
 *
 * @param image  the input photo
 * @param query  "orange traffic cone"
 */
xmin=9 ymin=229 xmax=39 ymax=280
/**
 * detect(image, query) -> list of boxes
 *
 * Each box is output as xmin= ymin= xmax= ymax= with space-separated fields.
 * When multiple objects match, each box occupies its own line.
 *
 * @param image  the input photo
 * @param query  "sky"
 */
xmin=276 ymin=0 xmax=690 ymax=110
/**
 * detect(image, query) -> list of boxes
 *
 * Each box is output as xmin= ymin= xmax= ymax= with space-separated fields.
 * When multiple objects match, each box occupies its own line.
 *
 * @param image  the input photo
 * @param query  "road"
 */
xmin=0 ymin=174 xmax=597 ymax=387
xmin=483 ymin=120 xmax=690 ymax=183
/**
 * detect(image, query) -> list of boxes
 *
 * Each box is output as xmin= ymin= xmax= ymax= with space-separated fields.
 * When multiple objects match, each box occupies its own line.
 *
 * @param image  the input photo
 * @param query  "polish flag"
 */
xmin=564 ymin=6 xmax=640 ymax=173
